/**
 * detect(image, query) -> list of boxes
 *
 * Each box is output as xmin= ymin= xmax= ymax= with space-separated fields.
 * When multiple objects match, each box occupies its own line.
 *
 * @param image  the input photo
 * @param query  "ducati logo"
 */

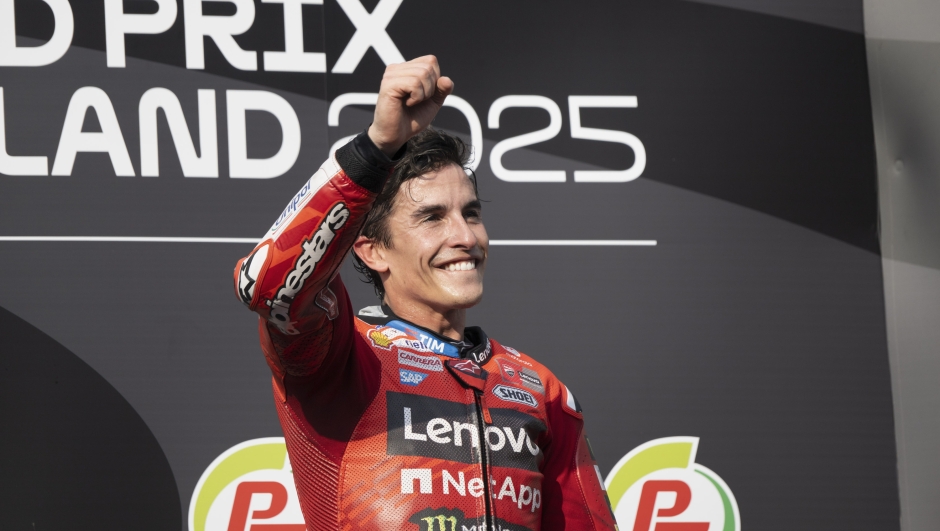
xmin=605 ymin=437 xmax=740 ymax=531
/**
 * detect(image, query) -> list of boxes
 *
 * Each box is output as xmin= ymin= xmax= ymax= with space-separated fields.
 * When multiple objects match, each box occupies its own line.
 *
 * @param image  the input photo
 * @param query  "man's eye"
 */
xmin=465 ymin=210 xmax=482 ymax=220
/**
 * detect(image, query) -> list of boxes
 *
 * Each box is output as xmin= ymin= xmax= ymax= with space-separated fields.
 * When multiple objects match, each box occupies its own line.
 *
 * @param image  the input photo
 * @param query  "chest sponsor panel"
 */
xmin=386 ymin=392 xmax=546 ymax=472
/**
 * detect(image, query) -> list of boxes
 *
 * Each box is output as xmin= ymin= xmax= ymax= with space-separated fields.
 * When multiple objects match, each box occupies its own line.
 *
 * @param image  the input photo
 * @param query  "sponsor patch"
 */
xmin=469 ymin=340 xmax=492 ymax=364
xmin=267 ymin=169 xmax=329 ymax=237
xmin=452 ymin=359 xmax=481 ymax=376
xmin=503 ymin=345 xmax=521 ymax=357
xmin=399 ymin=369 xmax=428 ymax=387
xmin=407 ymin=507 xmax=535 ymax=530
xmin=369 ymin=327 xmax=406 ymax=349
xmin=236 ymin=242 xmax=270 ymax=307
xmin=314 ymin=286 xmax=339 ymax=320
xmin=386 ymin=320 xmax=460 ymax=357
xmin=518 ymin=369 xmax=544 ymax=394
xmin=387 ymin=392 xmax=545 ymax=471
xmin=492 ymin=385 xmax=538 ymax=408
xmin=265 ymin=202 xmax=349 ymax=334
xmin=399 ymin=350 xmax=444 ymax=372
xmin=370 ymin=326 xmax=435 ymax=352
xmin=446 ymin=359 xmax=488 ymax=391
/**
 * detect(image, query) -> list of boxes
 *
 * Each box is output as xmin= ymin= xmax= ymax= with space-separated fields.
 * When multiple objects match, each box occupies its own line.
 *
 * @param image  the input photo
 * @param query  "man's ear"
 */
xmin=353 ymin=236 xmax=390 ymax=273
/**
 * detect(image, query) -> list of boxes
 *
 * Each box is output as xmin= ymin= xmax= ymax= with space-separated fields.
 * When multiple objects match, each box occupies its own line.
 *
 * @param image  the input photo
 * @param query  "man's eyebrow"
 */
xmin=464 ymin=199 xmax=482 ymax=211
xmin=411 ymin=204 xmax=447 ymax=219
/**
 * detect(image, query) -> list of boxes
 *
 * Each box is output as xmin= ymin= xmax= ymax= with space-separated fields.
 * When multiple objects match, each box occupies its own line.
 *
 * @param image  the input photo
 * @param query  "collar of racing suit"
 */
xmin=357 ymin=303 xmax=493 ymax=365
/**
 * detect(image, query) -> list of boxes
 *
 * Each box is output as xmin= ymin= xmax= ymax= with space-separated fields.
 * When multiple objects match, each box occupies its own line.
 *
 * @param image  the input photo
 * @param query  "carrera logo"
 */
xmin=265 ymin=203 xmax=349 ymax=334
xmin=399 ymin=369 xmax=428 ymax=386
xmin=387 ymin=392 xmax=545 ymax=471
xmin=236 ymin=242 xmax=269 ymax=307
xmin=492 ymin=385 xmax=538 ymax=407
xmin=399 ymin=350 xmax=444 ymax=372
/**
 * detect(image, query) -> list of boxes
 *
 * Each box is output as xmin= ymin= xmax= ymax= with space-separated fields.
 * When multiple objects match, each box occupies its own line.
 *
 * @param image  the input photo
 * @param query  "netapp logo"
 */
xmin=266 ymin=203 xmax=349 ymax=334
xmin=387 ymin=392 xmax=545 ymax=471
xmin=492 ymin=385 xmax=538 ymax=408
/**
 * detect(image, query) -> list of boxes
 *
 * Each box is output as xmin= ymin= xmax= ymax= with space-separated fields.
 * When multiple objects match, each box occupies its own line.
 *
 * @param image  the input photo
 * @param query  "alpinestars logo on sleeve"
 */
xmin=265 ymin=202 xmax=349 ymax=334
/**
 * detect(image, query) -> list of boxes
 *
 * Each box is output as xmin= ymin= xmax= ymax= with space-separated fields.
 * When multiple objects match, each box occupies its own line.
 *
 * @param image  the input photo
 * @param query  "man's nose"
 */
xmin=449 ymin=214 xmax=477 ymax=248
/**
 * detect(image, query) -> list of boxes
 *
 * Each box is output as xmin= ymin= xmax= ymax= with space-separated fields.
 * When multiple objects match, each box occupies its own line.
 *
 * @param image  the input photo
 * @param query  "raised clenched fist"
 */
xmin=367 ymin=55 xmax=454 ymax=156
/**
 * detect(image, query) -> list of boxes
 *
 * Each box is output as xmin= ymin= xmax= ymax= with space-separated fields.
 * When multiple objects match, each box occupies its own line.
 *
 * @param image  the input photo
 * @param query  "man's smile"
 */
xmin=438 ymin=259 xmax=479 ymax=272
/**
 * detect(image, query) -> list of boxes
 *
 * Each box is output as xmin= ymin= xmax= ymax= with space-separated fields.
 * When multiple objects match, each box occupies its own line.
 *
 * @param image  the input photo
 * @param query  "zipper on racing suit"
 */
xmin=474 ymin=389 xmax=494 ymax=528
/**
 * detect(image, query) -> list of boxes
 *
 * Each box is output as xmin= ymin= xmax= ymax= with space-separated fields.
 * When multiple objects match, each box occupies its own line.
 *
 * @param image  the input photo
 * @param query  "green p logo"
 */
xmin=188 ymin=438 xmax=306 ymax=531
xmin=604 ymin=437 xmax=740 ymax=531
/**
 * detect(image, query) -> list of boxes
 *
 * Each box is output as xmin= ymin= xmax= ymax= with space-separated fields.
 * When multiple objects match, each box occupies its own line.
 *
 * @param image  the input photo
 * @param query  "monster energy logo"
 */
xmin=419 ymin=515 xmax=457 ymax=531
xmin=408 ymin=507 xmax=534 ymax=531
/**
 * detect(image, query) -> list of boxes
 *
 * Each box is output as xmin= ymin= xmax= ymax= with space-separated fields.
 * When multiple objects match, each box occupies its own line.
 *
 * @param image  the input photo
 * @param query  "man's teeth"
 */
xmin=444 ymin=260 xmax=476 ymax=272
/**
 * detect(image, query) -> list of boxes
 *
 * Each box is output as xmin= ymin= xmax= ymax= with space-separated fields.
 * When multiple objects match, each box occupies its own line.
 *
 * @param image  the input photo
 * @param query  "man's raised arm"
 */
xmin=232 ymin=56 xmax=453 ymax=381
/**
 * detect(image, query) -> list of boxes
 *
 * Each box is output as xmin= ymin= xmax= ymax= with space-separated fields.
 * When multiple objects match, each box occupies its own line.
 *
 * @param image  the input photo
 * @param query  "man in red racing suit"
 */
xmin=233 ymin=56 xmax=618 ymax=531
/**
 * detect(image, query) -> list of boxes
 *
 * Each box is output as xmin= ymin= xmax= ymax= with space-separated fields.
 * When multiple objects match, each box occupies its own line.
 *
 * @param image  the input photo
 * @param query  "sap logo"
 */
xmin=400 ymin=469 xmax=542 ymax=513
xmin=399 ymin=369 xmax=428 ymax=387
xmin=606 ymin=437 xmax=740 ymax=531
xmin=492 ymin=385 xmax=538 ymax=408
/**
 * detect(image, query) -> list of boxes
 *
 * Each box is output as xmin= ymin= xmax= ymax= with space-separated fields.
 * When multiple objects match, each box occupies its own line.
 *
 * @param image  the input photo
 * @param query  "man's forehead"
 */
xmin=395 ymin=165 xmax=477 ymax=207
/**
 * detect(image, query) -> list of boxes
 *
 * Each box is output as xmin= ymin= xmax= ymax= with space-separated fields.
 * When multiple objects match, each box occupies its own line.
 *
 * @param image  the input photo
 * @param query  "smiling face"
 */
xmin=372 ymin=163 xmax=488 ymax=316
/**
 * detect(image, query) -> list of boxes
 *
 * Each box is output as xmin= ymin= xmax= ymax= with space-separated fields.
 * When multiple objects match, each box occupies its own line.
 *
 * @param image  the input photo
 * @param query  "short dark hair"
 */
xmin=352 ymin=128 xmax=477 ymax=300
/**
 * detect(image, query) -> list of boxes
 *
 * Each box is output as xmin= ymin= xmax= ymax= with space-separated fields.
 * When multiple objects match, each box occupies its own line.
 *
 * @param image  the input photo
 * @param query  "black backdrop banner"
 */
xmin=1 ymin=1 xmax=898 ymax=530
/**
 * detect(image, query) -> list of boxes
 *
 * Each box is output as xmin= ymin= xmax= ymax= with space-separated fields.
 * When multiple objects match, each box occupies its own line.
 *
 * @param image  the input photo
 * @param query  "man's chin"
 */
xmin=439 ymin=286 xmax=483 ymax=310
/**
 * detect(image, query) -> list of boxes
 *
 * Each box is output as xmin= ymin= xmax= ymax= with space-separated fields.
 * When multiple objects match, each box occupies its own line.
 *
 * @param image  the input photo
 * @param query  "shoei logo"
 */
xmin=189 ymin=438 xmax=305 ymax=531
xmin=605 ymin=437 xmax=740 ymax=531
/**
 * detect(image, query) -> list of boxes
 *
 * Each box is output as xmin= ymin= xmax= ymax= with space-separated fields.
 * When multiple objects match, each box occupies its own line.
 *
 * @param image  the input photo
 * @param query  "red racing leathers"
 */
xmin=233 ymin=133 xmax=618 ymax=531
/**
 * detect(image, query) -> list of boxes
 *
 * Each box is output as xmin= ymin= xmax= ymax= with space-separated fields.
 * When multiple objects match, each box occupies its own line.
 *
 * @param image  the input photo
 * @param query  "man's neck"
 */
xmin=384 ymin=299 xmax=465 ymax=340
